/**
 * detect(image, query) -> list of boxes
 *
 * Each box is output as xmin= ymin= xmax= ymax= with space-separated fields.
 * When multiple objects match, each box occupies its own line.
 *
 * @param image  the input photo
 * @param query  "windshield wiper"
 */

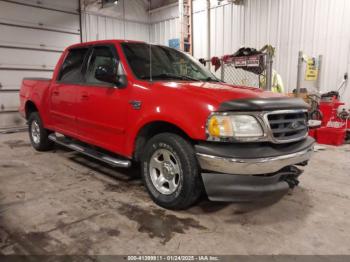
xmin=142 ymin=73 xmax=199 ymax=81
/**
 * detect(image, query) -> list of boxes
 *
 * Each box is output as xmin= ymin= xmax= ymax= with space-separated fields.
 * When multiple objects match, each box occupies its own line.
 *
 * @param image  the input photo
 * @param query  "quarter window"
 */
xmin=58 ymin=48 xmax=89 ymax=83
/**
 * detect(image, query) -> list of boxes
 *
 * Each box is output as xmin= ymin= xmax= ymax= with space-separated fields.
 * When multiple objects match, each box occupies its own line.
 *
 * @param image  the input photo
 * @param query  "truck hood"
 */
xmin=156 ymin=81 xmax=309 ymax=111
xmin=159 ymin=81 xmax=282 ymax=102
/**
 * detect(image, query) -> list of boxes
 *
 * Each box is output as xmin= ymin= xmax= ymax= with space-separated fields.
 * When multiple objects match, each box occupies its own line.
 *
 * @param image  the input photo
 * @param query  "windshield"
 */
xmin=121 ymin=43 xmax=219 ymax=82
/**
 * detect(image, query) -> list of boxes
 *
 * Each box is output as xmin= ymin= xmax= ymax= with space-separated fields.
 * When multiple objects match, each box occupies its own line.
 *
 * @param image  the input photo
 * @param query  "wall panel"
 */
xmin=81 ymin=12 xmax=150 ymax=42
xmin=0 ymin=1 xmax=80 ymax=34
xmin=0 ymin=25 xmax=79 ymax=51
xmin=0 ymin=48 xmax=60 ymax=70
xmin=9 ymin=0 xmax=79 ymax=13
xmin=0 ymin=0 xmax=80 ymax=128
xmin=192 ymin=0 xmax=350 ymax=104
xmin=150 ymin=4 xmax=179 ymax=45
xmin=0 ymin=71 xmax=52 ymax=90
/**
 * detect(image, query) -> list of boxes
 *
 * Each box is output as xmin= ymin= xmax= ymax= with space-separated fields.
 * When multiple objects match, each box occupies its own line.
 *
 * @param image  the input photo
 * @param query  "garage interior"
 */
xmin=1 ymin=0 xmax=350 ymax=258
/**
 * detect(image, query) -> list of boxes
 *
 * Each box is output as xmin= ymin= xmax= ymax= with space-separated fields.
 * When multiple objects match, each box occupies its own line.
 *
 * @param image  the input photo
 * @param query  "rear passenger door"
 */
xmin=50 ymin=47 xmax=89 ymax=136
xmin=76 ymin=44 xmax=129 ymax=154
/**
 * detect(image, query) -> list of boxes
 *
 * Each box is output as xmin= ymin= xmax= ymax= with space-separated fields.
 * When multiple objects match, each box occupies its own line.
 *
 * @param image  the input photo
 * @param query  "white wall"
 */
xmin=82 ymin=12 xmax=150 ymax=42
xmin=192 ymin=0 xmax=350 ymax=104
xmin=150 ymin=3 xmax=179 ymax=45
xmin=81 ymin=0 xmax=150 ymax=42
xmin=244 ymin=0 xmax=350 ymax=102
xmin=0 ymin=0 xmax=80 ymax=128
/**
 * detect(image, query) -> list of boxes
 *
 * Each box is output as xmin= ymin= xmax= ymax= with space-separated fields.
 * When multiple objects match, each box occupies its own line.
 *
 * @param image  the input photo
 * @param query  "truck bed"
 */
xmin=19 ymin=78 xmax=52 ymax=118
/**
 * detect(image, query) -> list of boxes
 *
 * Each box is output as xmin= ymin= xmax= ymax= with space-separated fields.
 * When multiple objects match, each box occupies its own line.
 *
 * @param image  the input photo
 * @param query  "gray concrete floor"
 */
xmin=0 ymin=131 xmax=350 ymax=255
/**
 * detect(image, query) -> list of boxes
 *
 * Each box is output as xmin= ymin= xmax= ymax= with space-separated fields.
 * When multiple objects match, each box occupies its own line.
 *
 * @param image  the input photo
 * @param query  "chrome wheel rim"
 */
xmin=31 ymin=120 xmax=40 ymax=144
xmin=149 ymin=149 xmax=182 ymax=195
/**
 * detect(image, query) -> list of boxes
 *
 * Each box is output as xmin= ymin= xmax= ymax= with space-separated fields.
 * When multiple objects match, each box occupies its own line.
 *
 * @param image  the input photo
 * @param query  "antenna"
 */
xmin=149 ymin=0 xmax=152 ymax=82
xmin=122 ymin=0 xmax=125 ymax=39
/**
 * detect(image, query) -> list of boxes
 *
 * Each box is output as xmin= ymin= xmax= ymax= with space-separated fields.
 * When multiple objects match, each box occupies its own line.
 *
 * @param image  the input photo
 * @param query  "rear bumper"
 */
xmin=195 ymin=137 xmax=314 ymax=201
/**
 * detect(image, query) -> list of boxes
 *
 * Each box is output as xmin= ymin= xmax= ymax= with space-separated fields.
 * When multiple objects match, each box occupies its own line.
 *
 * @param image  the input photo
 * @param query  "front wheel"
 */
xmin=141 ymin=133 xmax=203 ymax=210
xmin=28 ymin=112 xmax=54 ymax=151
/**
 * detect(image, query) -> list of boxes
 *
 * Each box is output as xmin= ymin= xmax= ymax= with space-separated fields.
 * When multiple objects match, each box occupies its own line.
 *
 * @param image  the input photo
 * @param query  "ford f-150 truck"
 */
xmin=19 ymin=40 xmax=314 ymax=209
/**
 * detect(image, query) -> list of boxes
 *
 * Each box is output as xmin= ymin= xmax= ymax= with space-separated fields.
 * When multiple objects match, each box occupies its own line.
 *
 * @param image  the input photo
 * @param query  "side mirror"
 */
xmin=95 ymin=64 xmax=128 ymax=88
xmin=95 ymin=64 xmax=117 ymax=84
xmin=116 ymin=75 xmax=127 ymax=88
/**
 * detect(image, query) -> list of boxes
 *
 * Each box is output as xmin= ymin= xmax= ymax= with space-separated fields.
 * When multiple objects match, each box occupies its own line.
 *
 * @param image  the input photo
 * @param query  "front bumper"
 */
xmin=195 ymin=137 xmax=314 ymax=201
xmin=201 ymin=167 xmax=302 ymax=202
xmin=197 ymin=146 xmax=313 ymax=175
xmin=196 ymin=137 xmax=314 ymax=175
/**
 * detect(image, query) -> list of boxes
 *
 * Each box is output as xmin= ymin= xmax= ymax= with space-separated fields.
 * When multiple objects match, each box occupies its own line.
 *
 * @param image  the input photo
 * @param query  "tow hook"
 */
xmin=284 ymin=176 xmax=300 ymax=188
xmin=280 ymin=166 xmax=303 ymax=189
xmin=296 ymin=161 xmax=308 ymax=166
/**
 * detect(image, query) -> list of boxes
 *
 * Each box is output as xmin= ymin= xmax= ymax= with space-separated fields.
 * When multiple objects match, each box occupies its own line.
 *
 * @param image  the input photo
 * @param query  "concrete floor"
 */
xmin=0 ymin=131 xmax=350 ymax=255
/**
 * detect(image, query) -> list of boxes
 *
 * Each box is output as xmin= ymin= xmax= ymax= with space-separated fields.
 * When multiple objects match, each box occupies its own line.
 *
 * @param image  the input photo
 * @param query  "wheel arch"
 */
xmin=25 ymin=100 xmax=39 ymax=119
xmin=133 ymin=120 xmax=194 ymax=162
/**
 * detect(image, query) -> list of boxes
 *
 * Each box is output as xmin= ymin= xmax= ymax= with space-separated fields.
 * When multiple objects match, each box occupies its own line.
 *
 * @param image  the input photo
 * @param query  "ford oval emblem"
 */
xmin=289 ymin=121 xmax=300 ymax=129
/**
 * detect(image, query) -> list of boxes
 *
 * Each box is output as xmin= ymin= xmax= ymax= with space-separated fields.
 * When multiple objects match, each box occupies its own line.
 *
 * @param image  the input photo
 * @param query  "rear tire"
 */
xmin=141 ymin=133 xmax=202 ymax=210
xmin=28 ymin=112 xmax=54 ymax=151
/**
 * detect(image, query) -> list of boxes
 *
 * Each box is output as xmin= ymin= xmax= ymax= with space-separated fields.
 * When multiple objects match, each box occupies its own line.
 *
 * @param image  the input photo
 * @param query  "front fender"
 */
xmin=124 ymin=106 xmax=211 ymax=157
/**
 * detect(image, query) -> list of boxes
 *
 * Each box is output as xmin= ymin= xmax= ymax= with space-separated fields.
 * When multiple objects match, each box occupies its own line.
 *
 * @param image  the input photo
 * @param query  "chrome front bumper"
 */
xmin=196 ymin=146 xmax=313 ymax=175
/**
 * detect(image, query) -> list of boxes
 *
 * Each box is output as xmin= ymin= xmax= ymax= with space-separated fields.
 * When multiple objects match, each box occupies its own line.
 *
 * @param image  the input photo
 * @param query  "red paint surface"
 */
xmin=314 ymin=96 xmax=347 ymax=146
xmin=316 ymin=127 xmax=346 ymax=146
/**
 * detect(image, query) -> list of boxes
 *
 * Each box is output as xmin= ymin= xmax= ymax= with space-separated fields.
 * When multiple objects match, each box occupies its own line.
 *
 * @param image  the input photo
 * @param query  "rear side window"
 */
xmin=58 ymin=48 xmax=89 ymax=83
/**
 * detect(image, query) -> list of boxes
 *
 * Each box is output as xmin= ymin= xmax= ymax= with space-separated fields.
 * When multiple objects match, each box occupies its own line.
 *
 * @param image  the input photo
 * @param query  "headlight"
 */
xmin=207 ymin=114 xmax=264 ymax=140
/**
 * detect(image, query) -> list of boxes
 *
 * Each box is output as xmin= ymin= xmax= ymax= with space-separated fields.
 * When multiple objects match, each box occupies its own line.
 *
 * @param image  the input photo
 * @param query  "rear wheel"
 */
xmin=28 ymin=112 xmax=54 ymax=151
xmin=141 ymin=133 xmax=202 ymax=210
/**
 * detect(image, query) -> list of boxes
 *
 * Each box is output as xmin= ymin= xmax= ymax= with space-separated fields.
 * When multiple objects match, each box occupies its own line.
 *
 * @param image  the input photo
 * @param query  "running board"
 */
xmin=48 ymin=134 xmax=131 ymax=168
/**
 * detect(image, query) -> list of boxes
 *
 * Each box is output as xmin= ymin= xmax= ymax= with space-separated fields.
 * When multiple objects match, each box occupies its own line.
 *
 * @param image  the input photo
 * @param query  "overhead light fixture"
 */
xmin=101 ymin=0 xmax=120 ymax=8
xmin=228 ymin=0 xmax=244 ymax=5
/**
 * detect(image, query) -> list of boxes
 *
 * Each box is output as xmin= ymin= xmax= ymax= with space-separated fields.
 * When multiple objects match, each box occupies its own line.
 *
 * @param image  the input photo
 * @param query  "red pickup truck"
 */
xmin=19 ymin=40 xmax=314 ymax=209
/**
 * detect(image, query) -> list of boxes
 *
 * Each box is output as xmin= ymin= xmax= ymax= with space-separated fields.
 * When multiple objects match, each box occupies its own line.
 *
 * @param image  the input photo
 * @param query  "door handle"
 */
xmin=53 ymin=90 xmax=60 ymax=96
xmin=81 ymin=93 xmax=89 ymax=100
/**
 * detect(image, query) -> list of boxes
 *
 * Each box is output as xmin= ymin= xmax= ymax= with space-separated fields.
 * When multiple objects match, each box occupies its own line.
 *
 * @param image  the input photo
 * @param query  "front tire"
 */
xmin=141 ymin=133 xmax=202 ymax=210
xmin=28 ymin=112 xmax=54 ymax=151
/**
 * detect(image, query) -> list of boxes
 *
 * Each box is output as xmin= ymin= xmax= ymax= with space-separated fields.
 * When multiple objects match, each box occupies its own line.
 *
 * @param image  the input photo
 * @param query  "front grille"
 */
xmin=267 ymin=111 xmax=308 ymax=142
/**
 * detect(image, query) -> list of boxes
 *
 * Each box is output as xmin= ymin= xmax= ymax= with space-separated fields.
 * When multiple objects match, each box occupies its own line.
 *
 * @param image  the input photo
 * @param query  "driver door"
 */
xmin=76 ymin=44 xmax=129 ymax=154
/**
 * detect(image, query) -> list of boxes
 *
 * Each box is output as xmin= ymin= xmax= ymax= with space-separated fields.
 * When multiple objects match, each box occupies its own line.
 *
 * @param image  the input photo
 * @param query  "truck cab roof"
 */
xmin=66 ymin=39 xmax=146 ymax=50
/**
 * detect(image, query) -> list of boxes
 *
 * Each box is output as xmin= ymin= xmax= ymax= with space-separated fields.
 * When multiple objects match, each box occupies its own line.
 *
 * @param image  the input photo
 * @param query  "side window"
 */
xmin=58 ymin=48 xmax=89 ymax=83
xmin=86 ymin=46 xmax=118 ymax=85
